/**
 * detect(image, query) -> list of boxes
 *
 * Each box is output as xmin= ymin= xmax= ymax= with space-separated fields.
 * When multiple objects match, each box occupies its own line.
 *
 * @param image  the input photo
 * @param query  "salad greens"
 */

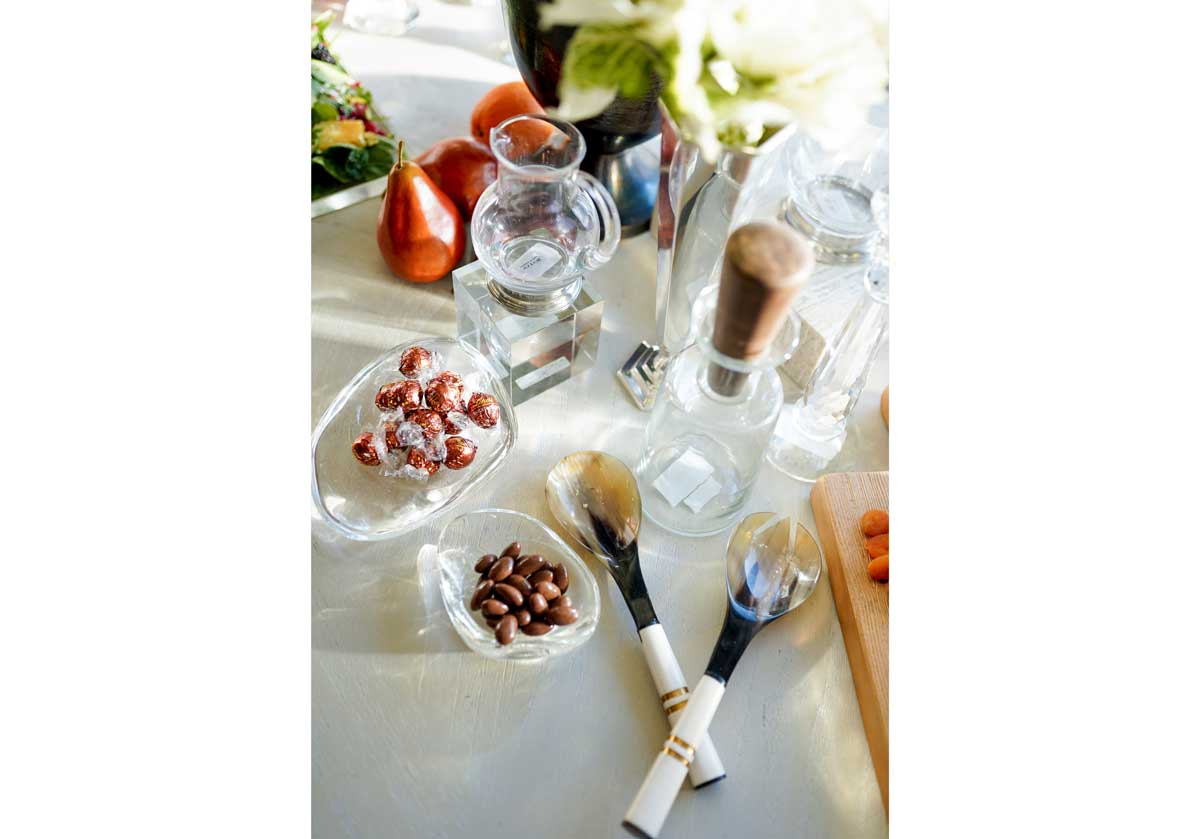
xmin=311 ymin=12 xmax=398 ymax=200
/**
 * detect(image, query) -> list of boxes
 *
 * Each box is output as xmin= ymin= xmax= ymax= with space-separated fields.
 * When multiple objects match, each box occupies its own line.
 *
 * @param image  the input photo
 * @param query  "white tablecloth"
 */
xmin=312 ymin=4 xmax=890 ymax=837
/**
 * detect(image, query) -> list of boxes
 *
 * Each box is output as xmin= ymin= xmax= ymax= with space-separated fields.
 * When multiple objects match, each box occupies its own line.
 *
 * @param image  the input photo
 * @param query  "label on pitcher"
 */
xmin=513 ymin=242 xmax=562 ymax=279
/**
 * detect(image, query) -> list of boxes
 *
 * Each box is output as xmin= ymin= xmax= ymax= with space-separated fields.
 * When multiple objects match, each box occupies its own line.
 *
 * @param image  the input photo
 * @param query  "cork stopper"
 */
xmin=707 ymin=222 xmax=814 ymax=396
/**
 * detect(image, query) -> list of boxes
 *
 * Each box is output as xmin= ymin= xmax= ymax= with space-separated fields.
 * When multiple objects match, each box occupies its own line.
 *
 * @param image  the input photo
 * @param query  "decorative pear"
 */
xmin=376 ymin=142 xmax=465 ymax=283
xmin=414 ymin=137 xmax=497 ymax=220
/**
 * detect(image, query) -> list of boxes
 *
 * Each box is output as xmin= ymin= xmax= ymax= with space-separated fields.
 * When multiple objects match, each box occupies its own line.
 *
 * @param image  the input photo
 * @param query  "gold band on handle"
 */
xmin=667 ymin=735 xmax=696 ymax=761
xmin=660 ymin=746 xmax=690 ymax=767
xmin=663 ymin=699 xmax=689 ymax=716
xmin=660 ymin=687 xmax=688 ymax=704
xmin=660 ymin=733 xmax=696 ymax=767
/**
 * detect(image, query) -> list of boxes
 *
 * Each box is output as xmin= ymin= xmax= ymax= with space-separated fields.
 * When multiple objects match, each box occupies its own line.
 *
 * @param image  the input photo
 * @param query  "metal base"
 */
xmin=618 ymin=341 xmax=670 ymax=410
xmin=587 ymin=138 xmax=660 ymax=237
xmin=486 ymin=276 xmax=582 ymax=316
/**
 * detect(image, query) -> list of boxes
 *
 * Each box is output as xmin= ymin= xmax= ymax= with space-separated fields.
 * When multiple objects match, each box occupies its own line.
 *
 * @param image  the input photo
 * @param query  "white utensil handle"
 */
xmin=637 ymin=624 xmax=726 ymax=787
xmin=623 ymin=674 xmax=727 ymax=839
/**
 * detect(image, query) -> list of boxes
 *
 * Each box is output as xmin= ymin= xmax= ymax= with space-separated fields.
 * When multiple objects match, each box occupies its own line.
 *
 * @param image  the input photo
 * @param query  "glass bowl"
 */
xmin=437 ymin=508 xmax=600 ymax=662
xmin=312 ymin=338 xmax=517 ymax=541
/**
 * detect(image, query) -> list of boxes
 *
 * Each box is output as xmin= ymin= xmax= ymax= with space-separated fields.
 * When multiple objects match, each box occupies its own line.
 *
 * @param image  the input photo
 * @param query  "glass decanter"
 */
xmin=471 ymin=114 xmax=620 ymax=311
xmin=636 ymin=223 xmax=813 ymax=537
xmin=767 ymin=191 xmax=889 ymax=482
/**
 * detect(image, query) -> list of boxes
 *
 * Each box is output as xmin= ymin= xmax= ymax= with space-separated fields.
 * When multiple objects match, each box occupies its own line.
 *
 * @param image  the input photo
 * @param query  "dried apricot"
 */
xmin=868 ymin=554 xmax=889 ymax=582
xmin=860 ymin=509 xmax=889 ymax=537
xmin=865 ymin=533 xmax=889 ymax=558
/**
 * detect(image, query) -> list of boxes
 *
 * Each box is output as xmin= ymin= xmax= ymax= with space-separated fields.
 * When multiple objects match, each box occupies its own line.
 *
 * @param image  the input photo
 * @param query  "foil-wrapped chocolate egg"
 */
xmin=467 ymin=392 xmax=501 ymax=428
xmin=398 ymin=346 xmax=434 ymax=379
xmin=381 ymin=421 xmax=404 ymax=452
xmin=406 ymin=447 xmax=440 ymax=476
xmin=430 ymin=370 xmax=463 ymax=389
xmin=441 ymin=414 xmax=462 ymax=435
xmin=406 ymin=408 xmax=445 ymax=441
xmin=430 ymin=371 xmax=466 ymax=410
xmin=375 ymin=379 xmax=423 ymax=412
xmin=351 ymin=432 xmax=380 ymax=465
xmin=424 ymin=380 xmax=458 ymax=414
xmin=443 ymin=436 xmax=478 ymax=470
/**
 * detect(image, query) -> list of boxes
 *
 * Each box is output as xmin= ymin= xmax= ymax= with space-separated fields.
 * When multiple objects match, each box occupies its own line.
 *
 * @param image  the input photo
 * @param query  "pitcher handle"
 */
xmin=577 ymin=170 xmax=621 ymax=270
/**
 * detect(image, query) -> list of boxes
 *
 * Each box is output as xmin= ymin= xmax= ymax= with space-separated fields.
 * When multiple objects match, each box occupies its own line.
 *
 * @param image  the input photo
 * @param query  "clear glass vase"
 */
xmin=655 ymin=117 xmax=795 ymax=357
xmin=767 ymin=192 xmax=889 ymax=482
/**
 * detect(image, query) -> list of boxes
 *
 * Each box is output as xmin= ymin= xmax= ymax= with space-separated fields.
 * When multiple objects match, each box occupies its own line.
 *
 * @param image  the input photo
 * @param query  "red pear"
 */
xmin=376 ymin=142 xmax=465 ymax=283
xmin=415 ymin=137 xmax=498 ymax=220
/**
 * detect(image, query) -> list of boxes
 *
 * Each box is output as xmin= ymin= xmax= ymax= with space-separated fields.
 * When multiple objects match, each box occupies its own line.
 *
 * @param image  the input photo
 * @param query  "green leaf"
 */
xmin=311 ymin=100 xmax=339 ymax=126
xmin=561 ymin=25 xmax=662 ymax=102
xmin=311 ymin=58 xmax=354 ymax=89
xmin=360 ymin=137 xmax=397 ymax=179
xmin=342 ymin=145 xmax=370 ymax=180
xmin=312 ymin=138 xmax=396 ymax=198
xmin=312 ymin=152 xmax=352 ymax=185
xmin=312 ymin=144 xmax=361 ymax=182
xmin=312 ymin=10 xmax=335 ymax=50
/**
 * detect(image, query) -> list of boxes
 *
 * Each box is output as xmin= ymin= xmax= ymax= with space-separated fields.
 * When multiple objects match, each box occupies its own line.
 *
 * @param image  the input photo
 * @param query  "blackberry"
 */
xmin=311 ymin=43 xmax=335 ymax=64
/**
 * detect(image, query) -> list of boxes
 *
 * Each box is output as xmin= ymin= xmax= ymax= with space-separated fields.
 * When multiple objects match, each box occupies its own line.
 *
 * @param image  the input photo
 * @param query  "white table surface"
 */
xmin=312 ymin=4 xmax=890 ymax=837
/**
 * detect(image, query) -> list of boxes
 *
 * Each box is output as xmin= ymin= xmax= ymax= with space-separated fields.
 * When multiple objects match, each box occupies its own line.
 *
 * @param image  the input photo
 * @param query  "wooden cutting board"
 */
xmin=811 ymin=470 xmax=889 ymax=812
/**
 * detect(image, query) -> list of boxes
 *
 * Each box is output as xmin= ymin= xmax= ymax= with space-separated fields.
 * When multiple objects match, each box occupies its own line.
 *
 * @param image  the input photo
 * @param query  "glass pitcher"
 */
xmin=472 ymin=115 xmax=621 ymax=308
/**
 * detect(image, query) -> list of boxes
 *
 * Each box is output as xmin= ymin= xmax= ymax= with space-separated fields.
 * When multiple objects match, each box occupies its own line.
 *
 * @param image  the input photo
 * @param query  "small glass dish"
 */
xmin=437 ymin=508 xmax=600 ymax=662
xmin=312 ymin=338 xmax=517 ymax=541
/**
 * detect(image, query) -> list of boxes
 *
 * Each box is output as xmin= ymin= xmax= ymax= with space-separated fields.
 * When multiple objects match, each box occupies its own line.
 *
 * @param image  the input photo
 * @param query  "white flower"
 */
xmin=540 ymin=0 xmax=888 ymax=158
xmin=708 ymin=0 xmax=887 ymax=146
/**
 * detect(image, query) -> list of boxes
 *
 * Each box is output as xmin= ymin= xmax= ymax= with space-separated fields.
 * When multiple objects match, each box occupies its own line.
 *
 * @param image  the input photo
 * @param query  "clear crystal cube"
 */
xmin=453 ymin=260 xmax=604 ymax=406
